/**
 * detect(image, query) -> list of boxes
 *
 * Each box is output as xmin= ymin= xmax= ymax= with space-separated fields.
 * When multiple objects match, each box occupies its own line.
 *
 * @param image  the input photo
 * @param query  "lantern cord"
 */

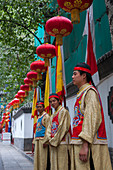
xmin=58 ymin=6 xmax=60 ymax=15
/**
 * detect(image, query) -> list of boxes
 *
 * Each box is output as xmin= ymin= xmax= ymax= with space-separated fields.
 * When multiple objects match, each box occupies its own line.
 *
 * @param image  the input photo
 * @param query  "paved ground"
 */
xmin=0 ymin=141 xmax=34 ymax=170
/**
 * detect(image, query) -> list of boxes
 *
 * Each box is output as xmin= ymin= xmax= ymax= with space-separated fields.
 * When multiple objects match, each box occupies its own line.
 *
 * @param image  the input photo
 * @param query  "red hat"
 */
xmin=49 ymin=93 xmax=59 ymax=99
xmin=73 ymin=62 xmax=91 ymax=74
xmin=36 ymin=101 xmax=44 ymax=106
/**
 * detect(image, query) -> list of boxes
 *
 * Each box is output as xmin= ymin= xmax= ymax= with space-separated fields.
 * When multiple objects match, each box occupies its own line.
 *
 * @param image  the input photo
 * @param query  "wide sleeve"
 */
xmin=43 ymin=114 xmax=51 ymax=129
xmin=49 ymin=109 xmax=70 ymax=147
xmin=78 ymin=89 xmax=102 ymax=144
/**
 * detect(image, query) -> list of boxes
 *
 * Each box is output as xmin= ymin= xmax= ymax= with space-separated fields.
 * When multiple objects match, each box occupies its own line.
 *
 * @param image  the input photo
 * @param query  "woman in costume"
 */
xmin=34 ymin=100 xmax=50 ymax=170
xmin=43 ymin=93 xmax=71 ymax=170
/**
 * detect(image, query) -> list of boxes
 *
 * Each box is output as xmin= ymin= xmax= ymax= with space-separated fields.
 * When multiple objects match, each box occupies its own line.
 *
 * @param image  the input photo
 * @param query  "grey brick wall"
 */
xmin=14 ymin=138 xmax=32 ymax=151
xmin=109 ymin=148 xmax=113 ymax=169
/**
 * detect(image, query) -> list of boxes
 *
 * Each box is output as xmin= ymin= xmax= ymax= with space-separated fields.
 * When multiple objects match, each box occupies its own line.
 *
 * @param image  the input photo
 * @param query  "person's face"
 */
xmin=72 ymin=70 xmax=86 ymax=88
xmin=36 ymin=104 xmax=44 ymax=113
xmin=49 ymin=97 xmax=60 ymax=110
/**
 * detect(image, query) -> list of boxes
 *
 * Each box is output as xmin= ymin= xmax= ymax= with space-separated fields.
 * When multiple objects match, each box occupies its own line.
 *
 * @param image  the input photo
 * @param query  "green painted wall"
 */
xmin=51 ymin=0 xmax=112 ymax=86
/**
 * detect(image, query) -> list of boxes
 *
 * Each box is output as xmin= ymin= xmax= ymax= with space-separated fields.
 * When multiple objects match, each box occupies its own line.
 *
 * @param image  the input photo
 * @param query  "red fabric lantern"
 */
xmin=11 ymin=98 xmax=20 ymax=109
xmin=13 ymin=98 xmax=20 ymax=108
xmin=30 ymin=60 xmax=47 ymax=80
xmin=27 ymin=71 xmax=39 ymax=88
xmin=3 ymin=116 xmax=5 ymax=120
xmin=45 ymin=16 xmax=73 ymax=45
xmin=20 ymin=84 xmax=30 ymax=96
xmin=24 ymin=77 xmax=33 ymax=85
xmin=18 ymin=90 xmax=25 ymax=97
xmin=9 ymin=101 xmax=14 ymax=107
xmin=57 ymin=0 xmax=93 ymax=24
xmin=30 ymin=60 xmax=46 ymax=74
xmin=18 ymin=90 xmax=25 ymax=102
xmin=24 ymin=77 xmax=33 ymax=91
xmin=6 ymin=112 xmax=10 ymax=115
xmin=15 ymin=94 xmax=21 ymax=99
xmin=5 ymin=115 xmax=10 ymax=119
xmin=36 ymin=44 xmax=56 ymax=66
xmin=5 ymin=119 xmax=10 ymax=123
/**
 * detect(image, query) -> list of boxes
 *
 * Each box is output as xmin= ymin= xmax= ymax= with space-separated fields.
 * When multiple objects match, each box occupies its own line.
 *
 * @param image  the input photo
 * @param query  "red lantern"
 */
xmin=15 ymin=94 xmax=21 ymax=99
xmin=5 ymin=119 xmax=10 ymax=123
xmin=5 ymin=115 xmax=10 ymax=119
xmin=24 ymin=77 xmax=33 ymax=91
xmin=20 ymin=84 xmax=30 ymax=96
xmin=36 ymin=44 xmax=56 ymax=66
xmin=6 ymin=104 xmax=10 ymax=109
xmin=17 ymin=90 xmax=26 ymax=102
xmin=6 ymin=112 xmax=10 ymax=115
xmin=30 ymin=60 xmax=47 ymax=80
xmin=45 ymin=16 xmax=73 ymax=45
xmin=13 ymin=98 xmax=20 ymax=108
xmin=3 ymin=116 xmax=5 ymax=120
xmin=10 ymin=99 xmax=17 ymax=109
xmin=27 ymin=71 xmax=39 ymax=88
xmin=57 ymin=0 xmax=93 ymax=24
xmin=9 ymin=101 xmax=13 ymax=108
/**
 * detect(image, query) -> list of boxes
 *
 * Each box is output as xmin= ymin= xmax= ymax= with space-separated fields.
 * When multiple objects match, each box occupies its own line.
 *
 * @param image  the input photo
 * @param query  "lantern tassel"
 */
xmin=71 ymin=8 xmax=80 ymax=24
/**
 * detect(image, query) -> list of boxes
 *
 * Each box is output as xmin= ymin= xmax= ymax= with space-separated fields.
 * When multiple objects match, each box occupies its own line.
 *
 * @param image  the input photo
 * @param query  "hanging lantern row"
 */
xmin=3 ymin=0 xmax=94 ymax=113
xmin=0 ymin=111 xmax=11 ymax=130
xmin=6 ymin=61 xmax=47 ymax=110
xmin=57 ymin=0 xmax=93 ymax=24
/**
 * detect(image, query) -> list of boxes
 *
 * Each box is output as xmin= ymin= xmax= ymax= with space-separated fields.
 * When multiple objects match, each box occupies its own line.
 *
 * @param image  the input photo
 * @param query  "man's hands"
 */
xmin=79 ymin=141 xmax=89 ymax=162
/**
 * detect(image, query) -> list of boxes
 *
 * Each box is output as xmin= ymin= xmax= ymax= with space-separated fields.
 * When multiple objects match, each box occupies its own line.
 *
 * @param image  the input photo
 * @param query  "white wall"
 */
xmin=97 ymin=73 xmax=113 ymax=148
xmin=13 ymin=113 xmax=33 ymax=139
xmin=24 ymin=114 xmax=33 ymax=138
xmin=14 ymin=114 xmax=24 ymax=138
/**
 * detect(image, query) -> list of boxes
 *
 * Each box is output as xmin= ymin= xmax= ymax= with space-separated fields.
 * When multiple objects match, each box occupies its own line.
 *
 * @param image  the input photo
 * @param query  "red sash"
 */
xmin=72 ymin=86 xmax=107 ymax=140
xmin=95 ymin=89 xmax=107 ymax=140
xmin=71 ymin=91 xmax=85 ymax=139
xmin=51 ymin=112 xmax=59 ymax=138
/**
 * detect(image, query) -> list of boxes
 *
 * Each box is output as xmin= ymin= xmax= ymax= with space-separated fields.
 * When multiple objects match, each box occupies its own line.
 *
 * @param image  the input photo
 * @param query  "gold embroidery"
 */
xmin=49 ymin=31 xmax=55 ymax=35
xmin=41 ymin=54 xmax=45 ymax=57
xmin=60 ymin=29 xmax=67 ymax=34
xmin=74 ymin=0 xmax=82 ymax=7
xmin=62 ymin=7 xmax=70 ymax=12
xmin=47 ymin=53 xmax=52 ymax=58
xmin=80 ymin=3 xmax=89 ymax=10
xmin=52 ymin=28 xmax=59 ymax=34
xmin=64 ymin=1 xmax=73 ymax=9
